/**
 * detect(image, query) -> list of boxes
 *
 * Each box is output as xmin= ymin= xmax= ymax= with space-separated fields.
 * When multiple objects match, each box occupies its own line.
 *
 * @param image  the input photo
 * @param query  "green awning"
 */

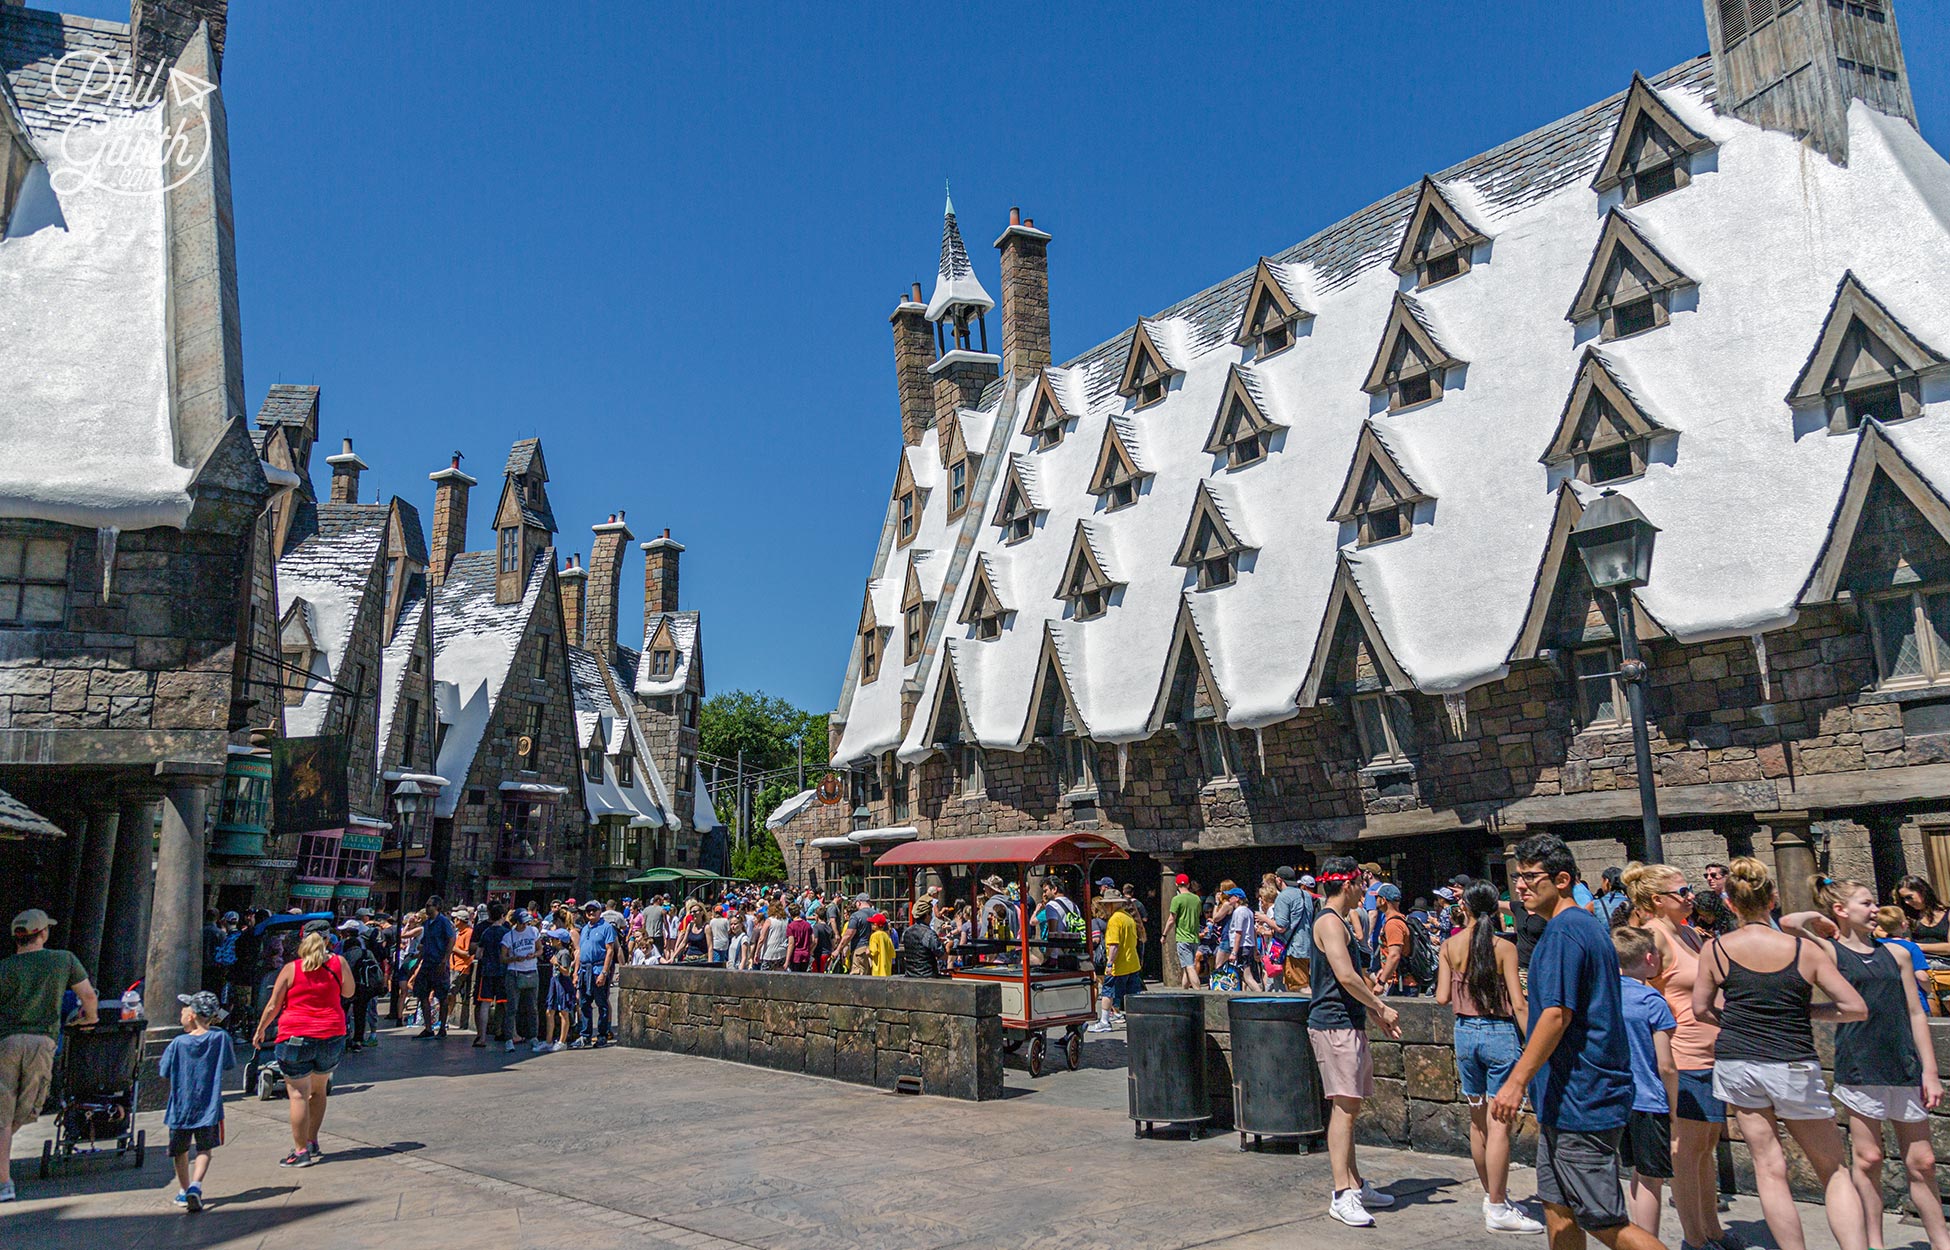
xmin=624 ymin=867 xmax=746 ymax=885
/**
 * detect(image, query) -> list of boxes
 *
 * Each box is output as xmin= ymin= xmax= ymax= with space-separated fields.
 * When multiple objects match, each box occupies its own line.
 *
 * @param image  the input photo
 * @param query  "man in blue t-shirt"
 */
xmin=1492 ymin=835 xmax=1661 ymax=1250
xmin=575 ymin=900 xmax=619 ymax=1046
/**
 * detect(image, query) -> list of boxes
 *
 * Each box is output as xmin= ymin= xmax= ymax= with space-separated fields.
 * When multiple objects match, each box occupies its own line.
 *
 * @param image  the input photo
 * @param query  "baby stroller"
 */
xmin=38 ymin=1018 xmax=146 ymax=1177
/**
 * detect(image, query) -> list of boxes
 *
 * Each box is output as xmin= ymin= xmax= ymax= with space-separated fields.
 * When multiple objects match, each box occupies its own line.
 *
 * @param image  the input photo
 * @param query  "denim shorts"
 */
xmin=1453 ymin=1016 xmax=1520 ymax=1102
xmin=274 ymin=1034 xmax=345 ymax=1078
xmin=1675 ymin=1068 xmax=1725 ymax=1123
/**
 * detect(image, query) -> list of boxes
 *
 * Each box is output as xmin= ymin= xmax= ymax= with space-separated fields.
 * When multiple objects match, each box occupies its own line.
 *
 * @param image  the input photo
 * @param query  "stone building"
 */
xmin=630 ymin=529 xmax=723 ymax=872
xmin=427 ymin=440 xmax=584 ymax=903
xmin=823 ymin=0 xmax=1950 ymax=936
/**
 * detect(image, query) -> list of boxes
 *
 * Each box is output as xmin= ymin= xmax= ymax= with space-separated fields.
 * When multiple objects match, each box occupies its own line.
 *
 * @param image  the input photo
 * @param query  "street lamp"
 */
xmin=794 ymin=837 xmax=806 ymax=889
xmin=1569 ymin=489 xmax=1663 ymax=863
xmin=389 ymin=779 xmax=426 ymax=1022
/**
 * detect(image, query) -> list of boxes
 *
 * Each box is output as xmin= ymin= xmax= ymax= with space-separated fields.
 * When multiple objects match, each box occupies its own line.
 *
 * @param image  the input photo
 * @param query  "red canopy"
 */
xmin=872 ymin=831 xmax=1129 ymax=869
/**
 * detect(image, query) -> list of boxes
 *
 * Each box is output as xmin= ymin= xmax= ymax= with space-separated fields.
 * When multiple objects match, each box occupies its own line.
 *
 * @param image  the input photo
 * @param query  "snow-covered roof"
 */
xmin=633 ymin=610 xmax=701 ymax=698
xmin=568 ymin=643 xmax=675 ymax=828
xmin=765 ymin=787 xmax=818 ymax=831
xmin=277 ymin=514 xmax=386 ymax=738
xmin=428 ymin=550 xmax=550 ymax=818
xmin=836 ymin=61 xmax=1950 ymax=763
xmin=691 ymin=763 xmax=723 ymax=833
xmin=0 ymin=13 xmax=186 ymax=530
xmin=374 ymin=588 xmax=426 ymax=767
xmin=925 ymin=190 xmax=995 ymax=321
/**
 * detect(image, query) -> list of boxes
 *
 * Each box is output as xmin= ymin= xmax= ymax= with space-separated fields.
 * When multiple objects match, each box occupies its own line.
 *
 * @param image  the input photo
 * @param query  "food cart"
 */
xmin=873 ymin=830 xmax=1128 ymax=1077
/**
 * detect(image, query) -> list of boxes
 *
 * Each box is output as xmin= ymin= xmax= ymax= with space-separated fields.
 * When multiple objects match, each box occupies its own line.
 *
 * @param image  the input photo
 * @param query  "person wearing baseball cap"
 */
xmin=161 ymin=990 xmax=234 ymax=1212
xmin=1168 ymin=873 xmax=1203 ymax=988
xmin=1 ymin=909 xmax=97 ymax=1201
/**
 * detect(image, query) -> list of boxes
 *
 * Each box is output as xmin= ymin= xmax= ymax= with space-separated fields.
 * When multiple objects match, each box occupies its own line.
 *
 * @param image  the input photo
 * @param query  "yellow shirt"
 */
xmin=869 ymin=929 xmax=896 ymax=977
xmin=1105 ymin=910 xmax=1141 ymax=977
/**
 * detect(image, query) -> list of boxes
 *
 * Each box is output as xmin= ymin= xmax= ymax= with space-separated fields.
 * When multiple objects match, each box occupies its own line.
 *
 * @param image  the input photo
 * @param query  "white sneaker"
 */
xmin=530 ymin=1040 xmax=548 ymax=1052
xmin=1086 ymin=1021 xmax=1113 ymax=1033
xmin=1485 ymin=1200 xmax=1545 ymax=1234
xmin=1358 ymin=1180 xmax=1395 ymax=1210
xmin=503 ymin=1040 xmax=515 ymax=1052
xmin=0 ymin=1179 xmax=17 ymax=1203
xmin=1329 ymin=1189 xmax=1374 ymax=1228
xmin=551 ymin=1041 xmax=567 ymax=1052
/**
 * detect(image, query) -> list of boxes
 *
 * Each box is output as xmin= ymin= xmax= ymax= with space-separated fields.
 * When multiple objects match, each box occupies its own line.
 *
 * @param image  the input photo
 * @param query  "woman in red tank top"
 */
xmin=252 ymin=929 xmax=353 ymax=1168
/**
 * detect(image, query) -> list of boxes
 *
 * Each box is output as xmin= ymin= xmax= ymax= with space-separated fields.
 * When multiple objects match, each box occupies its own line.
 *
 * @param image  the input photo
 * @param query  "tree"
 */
xmin=698 ymin=690 xmax=828 ymax=884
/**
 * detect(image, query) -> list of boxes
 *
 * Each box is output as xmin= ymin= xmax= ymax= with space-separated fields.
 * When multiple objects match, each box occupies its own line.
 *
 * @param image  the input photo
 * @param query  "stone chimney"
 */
xmin=1705 ymin=0 xmax=1916 ymax=163
xmin=557 ymin=554 xmax=587 ymax=649
xmin=131 ymin=0 xmax=227 ymax=79
xmin=586 ymin=512 xmax=634 ymax=662
xmin=891 ymin=282 xmax=934 ymax=447
xmin=642 ymin=529 xmax=683 ymax=617
xmin=994 ymin=207 xmax=1053 ymax=380
xmin=325 ymin=437 xmax=367 ymax=504
xmin=929 ymin=351 xmax=999 ymax=429
xmin=428 ymin=453 xmax=476 ymax=587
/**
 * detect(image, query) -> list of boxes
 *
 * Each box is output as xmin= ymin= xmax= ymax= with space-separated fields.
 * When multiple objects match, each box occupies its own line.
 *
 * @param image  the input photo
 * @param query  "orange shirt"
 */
xmin=1652 ymin=927 xmax=1718 ymax=1071
xmin=449 ymin=924 xmax=474 ymax=976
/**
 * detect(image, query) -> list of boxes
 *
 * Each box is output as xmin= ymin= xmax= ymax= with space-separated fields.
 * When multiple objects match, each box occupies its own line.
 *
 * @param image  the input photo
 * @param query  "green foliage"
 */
xmin=698 ymin=690 xmax=829 ymax=878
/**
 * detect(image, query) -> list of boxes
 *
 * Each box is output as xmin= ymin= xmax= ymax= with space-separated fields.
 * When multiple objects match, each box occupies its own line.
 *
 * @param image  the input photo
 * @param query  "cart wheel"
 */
xmin=1026 ymin=1034 xmax=1045 ymax=1077
xmin=39 ymin=1138 xmax=51 ymax=1178
xmin=134 ymin=1129 xmax=145 ymax=1169
xmin=1064 ymin=1030 xmax=1082 ymax=1071
xmin=1239 ymin=1132 xmax=1248 ymax=1151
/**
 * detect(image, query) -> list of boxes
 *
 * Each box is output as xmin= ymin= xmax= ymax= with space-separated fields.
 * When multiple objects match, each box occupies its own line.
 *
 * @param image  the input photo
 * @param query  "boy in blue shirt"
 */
xmin=1613 ymin=925 xmax=1678 ymax=1238
xmin=159 ymin=991 xmax=236 ymax=1213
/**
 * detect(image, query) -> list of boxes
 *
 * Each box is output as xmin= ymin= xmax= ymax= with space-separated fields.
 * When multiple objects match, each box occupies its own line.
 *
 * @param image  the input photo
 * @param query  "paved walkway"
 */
xmin=1 ymin=1021 xmax=1892 ymax=1250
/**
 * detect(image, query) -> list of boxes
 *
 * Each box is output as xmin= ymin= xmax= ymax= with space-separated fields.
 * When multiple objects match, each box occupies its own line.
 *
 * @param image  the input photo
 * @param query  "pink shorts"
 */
xmin=1309 ymin=1026 xmax=1374 ymax=1100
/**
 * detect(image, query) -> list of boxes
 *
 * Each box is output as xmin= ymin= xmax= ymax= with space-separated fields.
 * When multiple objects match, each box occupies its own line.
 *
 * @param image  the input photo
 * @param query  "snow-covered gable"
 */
xmin=569 ymin=643 xmax=673 ymax=828
xmin=837 ymin=61 xmax=1950 ymax=762
xmin=430 ymin=550 xmax=551 ymax=818
xmin=633 ymin=610 xmax=701 ymax=698
xmin=277 ymin=518 xmax=386 ymax=738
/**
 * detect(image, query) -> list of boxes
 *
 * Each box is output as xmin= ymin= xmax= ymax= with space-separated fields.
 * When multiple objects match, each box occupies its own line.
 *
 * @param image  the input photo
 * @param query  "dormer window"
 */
xmin=1023 ymin=373 xmax=1073 ymax=450
xmin=651 ymin=648 xmax=674 ymax=679
xmin=1258 ymin=319 xmax=1291 ymax=356
xmin=1231 ymin=258 xmax=1313 ymax=359
xmin=1396 ymin=374 xmax=1433 ymax=408
xmin=948 ymin=460 xmax=968 ymax=517
xmin=1225 ymin=410 xmax=1263 ymax=468
xmin=959 ymin=558 xmax=1009 ymax=641
xmin=992 ymin=457 xmax=1042 ymax=545
xmin=1205 ymin=367 xmax=1283 ymax=471
xmin=1001 ymin=500 xmax=1032 ymax=543
xmin=1173 ymin=484 xmax=1252 ymax=592
xmin=1352 ymin=692 xmax=1415 ymax=766
xmin=1592 ymin=76 xmax=1711 ymax=207
xmin=1089 ymin=419 xmax=1148 ymax=512
xmin=1362 ymin=293 xmax=1463 ymax=413
xmin=585 ymin=743 xmax=604 ymax=784
xmin=1632 ymin=160 xmax=1680 ymax=204
xmin=616 ymin=751 xmax=634 ymax=788
xmin=1133 ymin=366 xmax=1166 ymax=408
xmin=897 ymin=490 xmax=916 ymax=543
xmin=1787 ymin=273 xmax=1945 ymax=435
xmin=1117 ymin=321 xmax=1183 ymax=410
xmin=497 ymin=526 xmax=521 ymax=574
xmin=892 ymin=454 xmax=923 ymax=548
xmin=1330 ymin=424 xmax=1433 ymax=548
xmin=860 ymin=624 xmax=881 ymax=683
xmin=1391 ymin=177 xmax=1490 ymax=291
xmin=904 ymin=604 xmax=926 ymax=662
xmin=1057 ymin=522 xmax=1122 ymax=620
xmin=1353 ymin=469 xmax=1412 ymax=545
xmin=1567 ymin=211 xmax=1694 ymax=343
xmin=955 ymin=743 xmax=984 ymax=797
xmin=1544 ymin=349 xmax=1672 ymax=485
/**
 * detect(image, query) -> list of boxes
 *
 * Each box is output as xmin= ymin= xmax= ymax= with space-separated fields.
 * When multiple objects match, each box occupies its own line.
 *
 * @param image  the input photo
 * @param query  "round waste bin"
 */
xmin=1126 ymin=992 xmax=1210 ymax=1139
xmin=1228 ymin=995 xmax=1324 ymax=1149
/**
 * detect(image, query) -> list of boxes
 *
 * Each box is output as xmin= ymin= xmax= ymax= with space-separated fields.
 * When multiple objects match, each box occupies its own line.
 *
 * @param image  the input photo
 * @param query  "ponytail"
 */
xmin=1461 ymin=880 xmax=1508 ymax=1017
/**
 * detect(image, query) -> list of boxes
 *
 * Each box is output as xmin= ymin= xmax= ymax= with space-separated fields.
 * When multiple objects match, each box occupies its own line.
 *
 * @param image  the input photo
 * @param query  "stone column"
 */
xmin=1767 ymin=811 xmax=1817 ymax=916
xmin=100 ymin=792 xmax=158 ymax=994
xmin=1156 ymin=855 xmax=1189 ymax=987
xmin=69 ymin=803 xmax=120 ymax=979
xmin=143 ymin=768 xmax=218 ymax=1024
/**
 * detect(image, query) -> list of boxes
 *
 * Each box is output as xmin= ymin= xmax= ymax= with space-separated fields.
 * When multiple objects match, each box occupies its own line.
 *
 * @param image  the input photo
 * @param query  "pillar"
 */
xmin=69 ymin=803 xmax=119 ymax=979
xmin=142 ymin=773 xmax=215 ymax=1024
xmin=100 ymin=793 xmax=157 ymax=994
xmin=1767 ymin=810 xmax=1817 ymax=917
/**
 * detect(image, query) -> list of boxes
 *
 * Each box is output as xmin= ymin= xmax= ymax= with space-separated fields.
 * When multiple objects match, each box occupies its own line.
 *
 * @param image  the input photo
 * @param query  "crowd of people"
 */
xmin=1300 ymin=838 xmax=1949 ymax=1250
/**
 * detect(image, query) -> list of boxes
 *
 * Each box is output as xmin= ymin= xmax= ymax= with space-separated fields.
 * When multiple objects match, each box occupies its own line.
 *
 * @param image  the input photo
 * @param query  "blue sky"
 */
xmin=68 ymin=1 xmax=1950 ymax=717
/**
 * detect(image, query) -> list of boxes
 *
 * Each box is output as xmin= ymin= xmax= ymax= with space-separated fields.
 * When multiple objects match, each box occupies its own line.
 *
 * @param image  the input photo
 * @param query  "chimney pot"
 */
xmin=1010 ymin=206 xmax=1021 ymax=225
xmin=341 ymin=437 xmax=353 ymax=454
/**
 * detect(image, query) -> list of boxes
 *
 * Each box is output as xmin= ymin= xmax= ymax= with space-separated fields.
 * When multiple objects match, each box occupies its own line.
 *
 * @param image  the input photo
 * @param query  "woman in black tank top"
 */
xmin=1694 ymin=858 xmax=1868 ymax=1250
xmin=1788 ymin=877 xmax=1948 ymax=1250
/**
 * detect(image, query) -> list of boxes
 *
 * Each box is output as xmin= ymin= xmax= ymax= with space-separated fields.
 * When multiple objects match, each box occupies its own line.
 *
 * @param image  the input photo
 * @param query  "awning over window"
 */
xmin=873 ymin=831 xmax=1129 ymax=869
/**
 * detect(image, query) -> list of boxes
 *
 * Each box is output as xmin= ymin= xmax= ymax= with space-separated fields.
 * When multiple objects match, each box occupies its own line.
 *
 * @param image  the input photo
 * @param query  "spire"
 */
xmin=926 ymin=184 xmax=994 ymax=324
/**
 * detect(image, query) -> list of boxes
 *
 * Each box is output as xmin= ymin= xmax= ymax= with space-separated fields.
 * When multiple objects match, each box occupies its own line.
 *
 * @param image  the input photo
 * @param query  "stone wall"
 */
xmin=1180 ymin=991 xmax=1950 ymax=1205
xmin=615 ymin=964 xmax=1003 ymax=1100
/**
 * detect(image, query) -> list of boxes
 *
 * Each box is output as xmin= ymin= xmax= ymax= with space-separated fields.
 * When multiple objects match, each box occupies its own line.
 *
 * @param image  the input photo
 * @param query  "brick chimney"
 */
xmin=325 ymin=437 xmax=367 ymax=504
xmin=642 ymin=529 xmax=683 ymax=617
xmin=891 ymin=283 xmax=935 ymax=447
xmin=586 ymin=512 xmax=634 ymax=662
xmin=131 ymin=0 xmax=226 ymax=79
xmin=994 ymin=207 xmax=1052 ymax=380
xmin=557 ymin=554 xmax=587 ymax=648
xmin=428 ymin=453 xmax=476 ymax=587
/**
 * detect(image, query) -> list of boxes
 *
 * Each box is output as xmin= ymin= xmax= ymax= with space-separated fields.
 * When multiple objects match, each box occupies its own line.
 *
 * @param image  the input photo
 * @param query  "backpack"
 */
xmin=351 ymin=945 xmax=384 ymax=993
xmin=212 ymin=931 xmax=241 ymax=968
xmin=1401 ymin=918 xmax=1440 ymax=986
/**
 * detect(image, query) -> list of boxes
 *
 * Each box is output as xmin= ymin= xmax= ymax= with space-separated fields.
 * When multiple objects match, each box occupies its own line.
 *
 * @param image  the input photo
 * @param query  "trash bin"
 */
xmin=1228 ymin=995 xmax=1324 ymax=1150
xmin=1126 ymin=992 xmax=1210 ymax=1139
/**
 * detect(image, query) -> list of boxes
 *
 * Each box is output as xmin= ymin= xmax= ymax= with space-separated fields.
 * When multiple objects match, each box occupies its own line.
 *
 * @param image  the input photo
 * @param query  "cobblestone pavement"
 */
xmin=1 ymin=1022 xmax=1886 ymax=1250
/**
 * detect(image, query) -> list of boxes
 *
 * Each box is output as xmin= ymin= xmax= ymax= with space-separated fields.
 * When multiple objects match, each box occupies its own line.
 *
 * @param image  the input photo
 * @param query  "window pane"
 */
xmin=1353 ymin=697 xmax=1388 ymax=761
xmin=0 ymin=585 xmax=19 ymax=621
xmin=23 ymin=540 xmax=65 ymax=581
xmin=0 ymin=540 xmax=20 ymax=578
xmin=1923 ymin=593 xmax=1950 ymax=681
xmin=1574 ymin=649 xmax=1620 ymax=724
xmin=19 ymin=584 xmax=63 ymax=622
xmin=1875 ymin=596 xmax=1924 ymax=680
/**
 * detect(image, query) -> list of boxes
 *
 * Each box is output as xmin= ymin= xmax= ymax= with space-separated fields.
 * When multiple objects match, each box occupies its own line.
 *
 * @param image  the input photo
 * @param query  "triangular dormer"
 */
xmin=279 ymin=598 xmax=318 ymax=706
xmin=1591 ymin=74 xmax=1712 ymax=205
xmin=900 ymin=555 xmax=933 ymax=666
xmin=1173 ymin=482 xmax=1252 ymax=590
xmin=957 ymin=555 xmax=1010 ymax=641
xmin=1361 ymin=293 xmax=1463 ymax=411
xmin=1148 ymin=597 xmax=1227 ymax=731
xmin=1204 ymin=366 xmax=1284 ymax=469
xmin=1788 ymin=272 xmax=1946 ymax=434
xmin=1299 ymin=558 xmax=1412 ymax=706
xmin=1509 ymin=485 xmax=1665 ymax=663
xmin=1118 ymin=321 xmax=1181 ymax=409
xmin=1022 ymin=372 xmax=1073 ymax=450
xmin=1329 ymin=424 xmax=1431 ymax=546
xmin=1231 ymin=258 xmax=1310 ymax=357
xmin=646 ymin=617 xmax=678 ymax=682
xmin=1088 ymin=416 xmax=1148 ymax=511
xmin=1566 ymin=210 xmax=1694 ymax=340
xmin=1542 ymin=349 xmax=1672 ymax=484
xmin=1390 ymin=177 xmax=1489 ymax=289
xmin=939 ymin=417 xmax=973 ymax=519
xmin=1802 ymin=423 xmax=1950 ymax=608
xmin=1057 ymin=522 xmax=1122 ymax=621
xmin=857 ymin=589 xmax=886 ymax=685
xmin=892 ymin=452 xmax=925 ymax=547
xmin=1023 ymin=627 xmax=1084 ymax=740
xmin=493 ymin=438 xmax=554 ymax=605
xmin=991 ymin=455 xmax=1043 ymax=544
xmin=921 ymin=654 xmax=971 ymax=750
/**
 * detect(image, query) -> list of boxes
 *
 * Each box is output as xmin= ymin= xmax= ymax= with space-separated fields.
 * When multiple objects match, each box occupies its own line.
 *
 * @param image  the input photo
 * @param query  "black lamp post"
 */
xmin=388 ymin=778 xmax=426 ymax=1022
xmin=1569 ymin=489 xmax=1663 ymax=863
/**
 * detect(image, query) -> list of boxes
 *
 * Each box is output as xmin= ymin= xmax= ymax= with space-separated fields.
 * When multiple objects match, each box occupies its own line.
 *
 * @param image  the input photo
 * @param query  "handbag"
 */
xmin=1210 ymin=964 xmax=1241 ymax=993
